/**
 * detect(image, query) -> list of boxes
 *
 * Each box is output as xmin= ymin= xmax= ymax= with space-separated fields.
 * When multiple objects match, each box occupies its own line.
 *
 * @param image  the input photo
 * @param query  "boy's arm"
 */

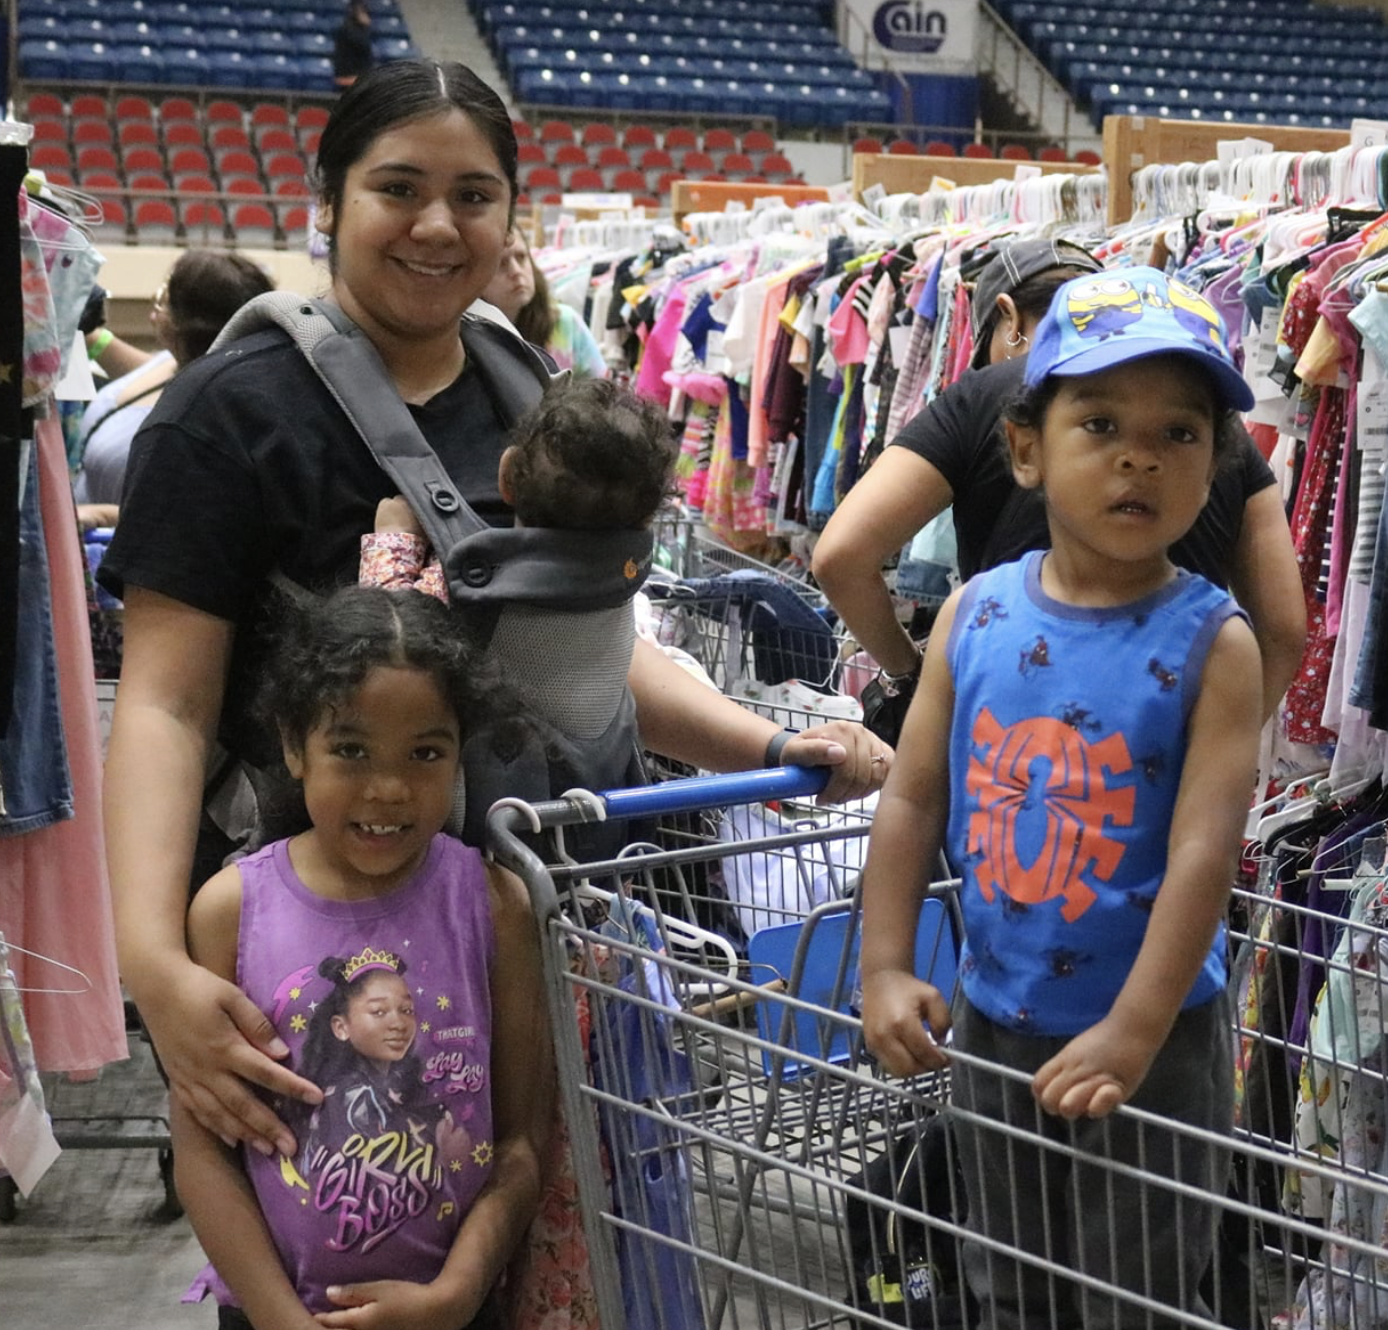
xmin=1033 ymin=615 xmax=1262 ymax=1119
xmin=316 ymin=864 xmax=554 ymax=1330
xmin=858 ymin=592 xmax=960 ymax=1077
xmin=174 ymin=866 xmax=320 ymax=1330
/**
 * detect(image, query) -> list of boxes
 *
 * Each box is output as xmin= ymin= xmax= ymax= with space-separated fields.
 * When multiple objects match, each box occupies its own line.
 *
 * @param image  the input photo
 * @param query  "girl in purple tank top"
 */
xmin=172 ymin=585 xmax=553 ymax=1330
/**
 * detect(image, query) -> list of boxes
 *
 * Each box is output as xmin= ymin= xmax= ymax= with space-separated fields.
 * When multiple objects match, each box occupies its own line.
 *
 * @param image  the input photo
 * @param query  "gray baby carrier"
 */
xmin=213 ymin=293 xmax=652 ymax=847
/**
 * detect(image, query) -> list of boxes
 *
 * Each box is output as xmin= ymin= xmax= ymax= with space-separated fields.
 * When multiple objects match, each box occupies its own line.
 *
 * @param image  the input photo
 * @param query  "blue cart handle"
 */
xmin=596 ymin=765 xmax=830 ymax=820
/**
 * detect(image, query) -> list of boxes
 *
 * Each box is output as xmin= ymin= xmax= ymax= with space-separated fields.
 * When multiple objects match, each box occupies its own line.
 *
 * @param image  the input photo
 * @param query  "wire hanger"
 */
xmin=0 ymin=932 xmax=92 ymax=996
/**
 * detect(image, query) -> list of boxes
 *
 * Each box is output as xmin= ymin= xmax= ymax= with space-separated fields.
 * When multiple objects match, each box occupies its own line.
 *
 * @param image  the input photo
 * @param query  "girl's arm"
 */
xmin=316 ymin=863 xmax=553 ymax=1330
xmin=106 ymin=587 xmax=320 ymax=1158
xmin=812 ymin=447 xmax=955 ymax=678
xmin=174 ymin=866 xmax=321 ymax=1330
xmin=627 ymin=635 xmax=888 ymax=804
xmin=858 ymin=592 xmax=961 ymax=1076
xmin=1033 ymin=614 xmax=1263 ymax=1119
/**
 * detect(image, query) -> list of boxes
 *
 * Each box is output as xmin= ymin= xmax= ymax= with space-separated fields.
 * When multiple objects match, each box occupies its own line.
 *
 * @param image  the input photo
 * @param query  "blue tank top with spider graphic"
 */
xmin=944 ymin=552 xmax=1242 ymax=1036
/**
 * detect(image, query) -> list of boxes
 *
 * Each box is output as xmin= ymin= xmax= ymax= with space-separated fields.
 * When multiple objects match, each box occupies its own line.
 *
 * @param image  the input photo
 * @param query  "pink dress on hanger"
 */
xmin=0 ymin=415 xmax=126 ymax=1073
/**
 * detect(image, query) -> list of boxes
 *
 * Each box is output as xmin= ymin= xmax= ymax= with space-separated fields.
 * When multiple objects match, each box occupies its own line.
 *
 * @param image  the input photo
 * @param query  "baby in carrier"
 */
xmin=360 ymin=376 xmax=677 ymax=843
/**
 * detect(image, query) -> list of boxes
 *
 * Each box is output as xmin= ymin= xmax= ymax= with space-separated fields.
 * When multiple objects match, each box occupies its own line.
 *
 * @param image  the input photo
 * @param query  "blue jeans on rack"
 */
xmin=0 ymin=441 xmax=73 ymax=837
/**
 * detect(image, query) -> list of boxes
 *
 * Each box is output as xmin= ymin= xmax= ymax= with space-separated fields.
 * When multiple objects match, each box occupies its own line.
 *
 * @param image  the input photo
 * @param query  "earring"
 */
xmin=1003 ymin=328 xmax=1030 ymax=359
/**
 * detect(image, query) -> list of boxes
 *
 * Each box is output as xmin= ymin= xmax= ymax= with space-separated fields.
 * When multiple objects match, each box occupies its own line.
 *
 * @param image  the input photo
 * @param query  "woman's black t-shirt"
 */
xmin=889 ymin=355 xmax=1276 ymax=586
xmin=100 ymin=326 xmax=514 ymax=763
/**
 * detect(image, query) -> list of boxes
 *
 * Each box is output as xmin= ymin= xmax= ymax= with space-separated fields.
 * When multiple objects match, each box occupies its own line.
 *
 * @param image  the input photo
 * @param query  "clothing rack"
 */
xmin=850 ymin=151 xmax=1101 ymax=204
xmin=1103 ymin=116 xmax=1351 ymax=226
xmin=669 ymin=180 xmax=830 ymax=226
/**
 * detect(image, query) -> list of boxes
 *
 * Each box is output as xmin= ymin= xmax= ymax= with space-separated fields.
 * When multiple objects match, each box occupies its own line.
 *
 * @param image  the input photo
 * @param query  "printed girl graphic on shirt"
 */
xmin=275 ymin=947 xmax=488 ymax=1259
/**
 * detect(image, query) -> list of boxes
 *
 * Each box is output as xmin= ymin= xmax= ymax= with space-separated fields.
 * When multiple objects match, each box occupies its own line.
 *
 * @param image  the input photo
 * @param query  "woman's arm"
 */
xmin=316 ymin=863 xmax=554 ymax=1330
xmin=858 ymin=593 xmax=961 ymax=1076
xmin=1033 ymin=615 xmax=1263 ymax=1119
xmin=627 ymin=635 xmax=888 ymax=804
xmin=812 ymin=447 xmax=955 ymax=677
xmin=106 ymin=587 xmax=320 ymax=1157
xmin=174 ymin=866 xmax=321 ymax=1330
xmin=87 ymin=328 xmax=151 ymax=379
xmin=1226 ymin=485 xmax=1306 ymax=722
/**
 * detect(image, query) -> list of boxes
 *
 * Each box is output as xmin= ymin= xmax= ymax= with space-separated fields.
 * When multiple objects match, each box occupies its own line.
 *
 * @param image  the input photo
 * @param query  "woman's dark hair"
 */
xmin=259 ymin=584 xmax=485 ymax=754
xmin=165 ymin=250 xmax=274 ymax=364
xmin=971 ymin=265 xmax=1095 ymax=370
xmin=1003 ymin=355 xmax=1244 ymax=467
xmin=313 ymin=58 xmax=517 ymax=265
xmin=507 ymin=377 xmax=677 ymax=529
xmin=509 ymin=235 xmax=558 ymax=349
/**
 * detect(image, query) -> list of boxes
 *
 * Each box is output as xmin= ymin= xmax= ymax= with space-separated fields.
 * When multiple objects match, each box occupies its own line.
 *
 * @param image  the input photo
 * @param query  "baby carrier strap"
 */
xmin=212 ymin=292 xmax=549 ymax=560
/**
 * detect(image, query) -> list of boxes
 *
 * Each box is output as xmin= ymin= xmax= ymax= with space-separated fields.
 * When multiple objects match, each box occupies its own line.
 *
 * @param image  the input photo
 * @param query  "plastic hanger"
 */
xmin=0 ymin=932 xmax=92 ymax=996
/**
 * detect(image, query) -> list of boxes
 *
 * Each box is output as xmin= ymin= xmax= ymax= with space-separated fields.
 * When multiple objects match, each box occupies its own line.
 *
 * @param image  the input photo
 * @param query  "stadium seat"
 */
xmin=30 ymin=118 xmax=66 ymax=145
xmin=273 ymin=177 xmax=313 ymax=200
xmin=886 ymin=139 xmax=919 ymax=155
xmin=170 ymin=146 xmax=212 ymax=175
xmin=80 ymin=170 xmax=123 ymax=197
xmin=611 ymin=168 xmax=647 ymax=194
xmin=73 ymin=118 xmax=115 ymax=145
xmin=296 ymin=106 xmax=330 ymax=140
xmin=26 ymin=92 xmax=66 ymax=120
xmin=523 ymin=164 xmax=561 ymax=192
xmin=680 ymin=149 xmax=715 ymax=174
xmin=76 ymin=146 xmax=119 ymax=174
xmin=962 ymin=142 xmax=994 ymax=158
xmin=639 ymin=147 xmax=674 ymax=172
xmin=1000 ymin=143 xmax=1032 ymax=160
xmin=278 ymin=203 xmax=310 ymax=238
xmin=924 ymin=139 xmax=956 ymax=156
xmin=761 ymin=152 xmax=794 ymax=179
xmin=664 ymin=125 xmax=698 ymax=152
xmin=210 ymin=124 xmax=252 ymax=152
xmin=722 ymin=152 xmax=755 ymax=177
xmin=1038 ymin=145 xmax=1068 ymax=162
xmin=552 ymin=142 xmax=589 ymax=171
xmin=225 ymin=175 xmax=267 ymax=197
xmin=207 ymin=100 xmax=244 ymax=125
xmin=596 ymin=145 xmax=631 ymax=171
xmin=115 ymin=95 xmax=155 ymax=122
xmin=580 ymin=122 xmax=617 ymax=148
xmin=180 ymin=199 xmax=227 ymax=240
xmin=118 ymin=121 xmax=160 ymax=149
xmin=217 ymin=150 xmax=262 ymax=179
xmin=257 ymin=128 xmax=299 ymax=156
xmin=122 ymin=145 xmax=164 ymax=173
xmin=1075 ymin=148 xmax=1101 ymax=165
xmin=71 ymin=94 xmax=110 ymax=120
xmin=703 ymin=127 xmax=737 ymax=155
xmin=173 ymin=172 xmax=217 ymax=195
xmin=539 ymin=119 xmax=576 ymax=144
xmin=163 ymin=122 xmax=204 ymax=150
xmin=231 ymin=202 xmax=277 ymax=247
xmin=263 ymin=153 xmax=307 ymax=181
xmin=622 ymin=124 xmax=658 ymax=150
xmin=126 ymin=170 xmax=172 ymax=196
xmin=159 ymin=97 xmax=199 ymax=124
xmin=741 ymin=128 xmax=776 ymax=156
xmin=134 ymin=201 xmax=178 ymax=243
xmin=95 ymin=197 xmax=129 ymax=236
xmin=31 ymin=144 xmax=73 ymax=173
xmin=567 ymin=167 xmax=605 ymax=192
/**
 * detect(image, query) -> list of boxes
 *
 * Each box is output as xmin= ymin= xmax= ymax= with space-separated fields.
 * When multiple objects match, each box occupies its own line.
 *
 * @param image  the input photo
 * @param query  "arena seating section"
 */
xmin=472 ymin=0 xmax=893 ymax=127
xmin=995 ymin=0 xmax=1388 ymax=129
xmin=18 ymin=0 xmax=419 ymax=92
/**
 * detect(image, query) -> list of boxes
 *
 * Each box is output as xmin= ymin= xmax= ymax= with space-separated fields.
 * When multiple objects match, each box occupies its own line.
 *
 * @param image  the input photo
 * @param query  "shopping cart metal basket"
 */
xmin=489 ymin=770 xmax=1388 ymax=1330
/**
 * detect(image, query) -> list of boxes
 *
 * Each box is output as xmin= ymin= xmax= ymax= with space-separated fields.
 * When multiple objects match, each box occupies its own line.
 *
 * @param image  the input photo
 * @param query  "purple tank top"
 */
xmin=229 ymin=834 xmax=495 ymax=1312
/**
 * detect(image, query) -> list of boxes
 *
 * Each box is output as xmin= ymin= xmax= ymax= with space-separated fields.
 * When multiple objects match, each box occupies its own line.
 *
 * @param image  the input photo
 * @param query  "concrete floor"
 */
xmin=1 ymin=1035 xmax=211 ymax=1330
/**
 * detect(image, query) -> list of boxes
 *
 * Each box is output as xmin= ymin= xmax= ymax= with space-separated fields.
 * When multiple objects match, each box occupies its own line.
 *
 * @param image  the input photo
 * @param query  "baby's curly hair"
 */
xmin=506 ymin=377 xmax=677 ymax=530
xmin=258 ymin=585 xmax=494 ymax=754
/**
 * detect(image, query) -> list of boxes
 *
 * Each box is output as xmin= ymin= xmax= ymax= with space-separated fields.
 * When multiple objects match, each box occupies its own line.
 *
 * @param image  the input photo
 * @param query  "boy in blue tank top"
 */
xmin=860 ymin=267 xmax=1264 ymax=1329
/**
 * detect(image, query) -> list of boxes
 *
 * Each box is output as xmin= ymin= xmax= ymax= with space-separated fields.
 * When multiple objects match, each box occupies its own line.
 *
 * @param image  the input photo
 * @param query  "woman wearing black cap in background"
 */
xmin=812 ymin=237 xmax=1306 ymax=740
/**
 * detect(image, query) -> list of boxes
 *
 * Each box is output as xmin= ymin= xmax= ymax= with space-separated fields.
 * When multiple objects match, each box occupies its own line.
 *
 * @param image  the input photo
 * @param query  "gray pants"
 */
xmin=949 ymin=993 xmax=1234 ymax=1330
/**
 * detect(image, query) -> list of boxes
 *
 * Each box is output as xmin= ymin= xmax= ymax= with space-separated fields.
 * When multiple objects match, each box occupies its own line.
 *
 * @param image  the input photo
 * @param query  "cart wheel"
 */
xmin=0 ymin=1175 xmax=18 ymax=1223
xmin=158 ymin=1147 xmax=183 ymax=1219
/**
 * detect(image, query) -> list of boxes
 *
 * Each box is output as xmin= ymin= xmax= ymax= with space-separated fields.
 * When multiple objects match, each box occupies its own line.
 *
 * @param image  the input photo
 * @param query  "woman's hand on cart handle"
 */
xmin=141 ymin=961 xmax=323 ymax=1158
xmin=781 ymin=720 xmax=893 ymax=805
xmin=858 ymin=970 xmax=952 ymax=1078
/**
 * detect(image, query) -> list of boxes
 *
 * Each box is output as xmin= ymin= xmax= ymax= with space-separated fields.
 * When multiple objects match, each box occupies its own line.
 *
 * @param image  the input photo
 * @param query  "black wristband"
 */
xmin=763 ymin=728 xmax=798 ymax=767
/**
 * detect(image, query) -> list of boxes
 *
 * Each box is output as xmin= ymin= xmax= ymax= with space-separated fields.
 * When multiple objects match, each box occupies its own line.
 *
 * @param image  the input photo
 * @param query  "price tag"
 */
xmin=888 ymin=322 xmax=912 ymax=364
xmin=1013 ymin=164 xmax=1041 ymax=183
xmin=1358 ymin=347 xmax=1388 ymax=455
xmin=1351 ymin=118 xmax=1388 ymax=149
xmin=861 ymin=182 xmax=887 ymax=210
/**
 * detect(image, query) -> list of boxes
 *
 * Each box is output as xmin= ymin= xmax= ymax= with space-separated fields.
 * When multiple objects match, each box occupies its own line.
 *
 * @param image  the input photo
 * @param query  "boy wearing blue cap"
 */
xmin=858 ymin=267 xmax=1264 ymax=1328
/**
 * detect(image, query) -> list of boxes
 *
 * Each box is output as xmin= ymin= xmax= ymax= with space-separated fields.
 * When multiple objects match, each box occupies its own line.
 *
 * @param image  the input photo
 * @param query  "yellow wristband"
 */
xmin=86 ymin=328 xmax=114 ymax=360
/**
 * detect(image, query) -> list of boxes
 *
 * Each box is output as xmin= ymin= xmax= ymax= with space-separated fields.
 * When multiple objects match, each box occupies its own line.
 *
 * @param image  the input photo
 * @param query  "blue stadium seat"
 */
xmin=18 ymin=39 xmax=71 ymax=80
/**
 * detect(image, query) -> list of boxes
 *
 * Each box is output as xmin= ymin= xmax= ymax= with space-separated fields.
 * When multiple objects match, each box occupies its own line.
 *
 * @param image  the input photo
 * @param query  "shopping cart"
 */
xmin=489 ymin=771 xmax=1388 ymax=1330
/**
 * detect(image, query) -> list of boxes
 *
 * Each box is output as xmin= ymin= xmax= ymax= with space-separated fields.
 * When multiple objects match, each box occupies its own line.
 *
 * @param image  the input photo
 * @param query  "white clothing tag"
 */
xmin=55 ymin=330 xmax=97 ymax=401
xmin=888 ymin=322 xmax=912 ymax=364
xmin=1358 ymin=349 xmax=1388 ymax=455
